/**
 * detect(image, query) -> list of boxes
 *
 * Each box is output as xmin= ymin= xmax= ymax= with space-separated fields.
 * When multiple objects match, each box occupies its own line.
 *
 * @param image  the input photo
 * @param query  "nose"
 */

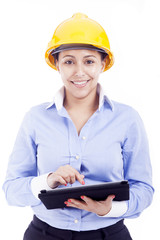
xmin=74 ymin=62 xmax=85 ymax=77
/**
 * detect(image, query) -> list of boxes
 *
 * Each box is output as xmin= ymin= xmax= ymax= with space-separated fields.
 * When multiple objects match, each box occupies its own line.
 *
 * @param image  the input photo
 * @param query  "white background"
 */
xmin=0 ymin=0 xmax=160 ymax=239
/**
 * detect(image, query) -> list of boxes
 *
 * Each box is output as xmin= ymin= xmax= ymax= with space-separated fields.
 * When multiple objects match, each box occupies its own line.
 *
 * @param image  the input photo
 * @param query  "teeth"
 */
xmin=73 ymin=81 xmax=87 ymax=85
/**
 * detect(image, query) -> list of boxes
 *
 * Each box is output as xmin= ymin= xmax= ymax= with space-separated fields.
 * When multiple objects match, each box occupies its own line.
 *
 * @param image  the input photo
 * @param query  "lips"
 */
xmin=71 ymin=80 xmax=90 ymax=88
xmin=73 ymin=81 xmax=88 ymax=85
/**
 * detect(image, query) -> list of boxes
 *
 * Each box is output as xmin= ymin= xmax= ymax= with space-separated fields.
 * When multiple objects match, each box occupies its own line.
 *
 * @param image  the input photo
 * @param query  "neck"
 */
xmin=63 ymin=88 xmax=99 ymax=112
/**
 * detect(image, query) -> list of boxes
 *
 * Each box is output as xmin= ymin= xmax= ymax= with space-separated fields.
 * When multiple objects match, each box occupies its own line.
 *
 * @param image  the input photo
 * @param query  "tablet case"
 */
xmin=38 ymin=181 xmax=129 ymax=209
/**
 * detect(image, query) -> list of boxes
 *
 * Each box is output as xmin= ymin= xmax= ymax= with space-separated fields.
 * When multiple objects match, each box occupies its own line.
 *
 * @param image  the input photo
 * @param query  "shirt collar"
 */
xmin=46 ymin=83 xmax=114 ymax=111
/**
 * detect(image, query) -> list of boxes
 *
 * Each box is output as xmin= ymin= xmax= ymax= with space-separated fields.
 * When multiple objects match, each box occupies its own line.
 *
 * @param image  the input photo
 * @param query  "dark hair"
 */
xmin=53 ymin=51 xmax=107 ymax=65
xmin=100 ymin=52 xmax=108 ymax=61
xmin=53 ymin=53 xmax=59 ymax=64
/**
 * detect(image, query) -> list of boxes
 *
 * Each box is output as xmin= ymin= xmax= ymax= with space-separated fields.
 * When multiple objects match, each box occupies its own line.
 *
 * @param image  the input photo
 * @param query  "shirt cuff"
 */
xmin=31 ymin=173 xmax=53 ymax=199
xmin=97 ymin=201 xmax=128 ymax=218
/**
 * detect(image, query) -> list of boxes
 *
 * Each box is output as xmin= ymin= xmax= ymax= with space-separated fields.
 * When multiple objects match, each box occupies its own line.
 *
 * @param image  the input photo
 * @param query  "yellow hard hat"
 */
xmin=45 ymin=13 xmax=114 ymax=72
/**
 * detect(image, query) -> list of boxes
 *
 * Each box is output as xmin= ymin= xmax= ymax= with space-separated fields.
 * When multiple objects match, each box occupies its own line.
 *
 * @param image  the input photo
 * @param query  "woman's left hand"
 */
xmin=64 ymin=195 xmax=115 ymax=216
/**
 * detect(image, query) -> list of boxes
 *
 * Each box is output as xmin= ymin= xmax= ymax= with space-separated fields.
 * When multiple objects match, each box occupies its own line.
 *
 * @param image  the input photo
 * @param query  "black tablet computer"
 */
xmin=38 ymin=181 xmax=129 ymax=209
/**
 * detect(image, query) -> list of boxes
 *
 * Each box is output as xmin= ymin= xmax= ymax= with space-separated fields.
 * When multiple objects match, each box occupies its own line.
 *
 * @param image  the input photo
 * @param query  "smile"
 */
xmin=71 ymin=80 xmax=90 ymax=88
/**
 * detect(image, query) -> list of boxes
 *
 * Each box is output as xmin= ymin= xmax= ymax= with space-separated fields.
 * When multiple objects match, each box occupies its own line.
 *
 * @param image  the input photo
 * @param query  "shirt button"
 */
xmin=75 ymin=155 xmax=80 ymax=160
xmin=74 ymin=219 xmax=78 ymax=224
xmin=82 ymin=136 xmax=86 ymax=140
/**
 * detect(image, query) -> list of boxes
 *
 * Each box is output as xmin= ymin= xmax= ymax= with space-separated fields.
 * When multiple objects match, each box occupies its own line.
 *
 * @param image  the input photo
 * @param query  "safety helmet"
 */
xmin=45 ymin=13 xmax=114 ymax=72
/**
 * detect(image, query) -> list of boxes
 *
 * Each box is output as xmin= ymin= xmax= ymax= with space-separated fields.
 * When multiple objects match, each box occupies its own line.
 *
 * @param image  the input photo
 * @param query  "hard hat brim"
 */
xmin=50 ymin=44 xmax=108 ymax=55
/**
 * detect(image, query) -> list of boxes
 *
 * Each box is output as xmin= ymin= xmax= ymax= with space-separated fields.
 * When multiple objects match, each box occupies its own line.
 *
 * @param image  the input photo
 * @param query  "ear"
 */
xmin=101 ymin=55 xmax=110 ymax=72
xmin=55 ymin=59 xmax=60 ymax=72
xmin=101 ymin=59 xmax=106 ymax=72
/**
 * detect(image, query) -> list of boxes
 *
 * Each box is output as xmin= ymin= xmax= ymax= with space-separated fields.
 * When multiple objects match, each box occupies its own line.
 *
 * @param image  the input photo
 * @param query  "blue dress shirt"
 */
xmin=3 ymin=83 xmax=154 ymax=231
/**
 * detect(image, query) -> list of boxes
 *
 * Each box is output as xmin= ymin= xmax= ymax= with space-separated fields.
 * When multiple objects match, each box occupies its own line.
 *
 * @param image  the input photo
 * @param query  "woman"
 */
xmin=3 ymin=13 xmax=154 ymax=240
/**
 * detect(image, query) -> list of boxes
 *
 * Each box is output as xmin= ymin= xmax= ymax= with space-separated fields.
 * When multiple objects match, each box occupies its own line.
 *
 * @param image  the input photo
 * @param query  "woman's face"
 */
xmin=56 ymin=49 xmax=106 ymax=100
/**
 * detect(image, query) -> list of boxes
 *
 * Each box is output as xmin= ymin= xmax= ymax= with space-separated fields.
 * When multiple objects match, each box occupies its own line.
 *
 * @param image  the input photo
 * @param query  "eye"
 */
xmin=85 ymin=60 xmax=94 ymax=64
xmin=65 ymin=60 xmax=74 ymax=64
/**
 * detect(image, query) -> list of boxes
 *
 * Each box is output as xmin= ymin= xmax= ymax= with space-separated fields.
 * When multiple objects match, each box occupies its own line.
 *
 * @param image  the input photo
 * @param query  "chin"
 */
xmin=73 ymin=92 xmax=91 ymax=100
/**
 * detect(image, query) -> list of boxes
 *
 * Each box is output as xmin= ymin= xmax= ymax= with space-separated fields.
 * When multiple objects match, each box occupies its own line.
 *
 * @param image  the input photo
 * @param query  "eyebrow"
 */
xmin=62 ymin=55 xmax=97 ymax=59
xmin=62 ymin=55 xmax=74 ymax=58
xmin=84 ymin=55 xmax=97 ymax=58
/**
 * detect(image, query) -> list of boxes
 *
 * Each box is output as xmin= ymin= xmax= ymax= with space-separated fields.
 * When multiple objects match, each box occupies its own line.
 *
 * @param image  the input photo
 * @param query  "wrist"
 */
xmin=97 ymin=201 xmax=128 ymax=218
xmin=96 ymin=206 xmax=112 ymax=216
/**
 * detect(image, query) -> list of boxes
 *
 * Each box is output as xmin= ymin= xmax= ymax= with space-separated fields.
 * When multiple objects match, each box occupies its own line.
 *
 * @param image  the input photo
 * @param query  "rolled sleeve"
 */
xmin=31 ymin=173 xmax=53 ymax=199
xmin=97 ymin=201 xmax=128 ymax=218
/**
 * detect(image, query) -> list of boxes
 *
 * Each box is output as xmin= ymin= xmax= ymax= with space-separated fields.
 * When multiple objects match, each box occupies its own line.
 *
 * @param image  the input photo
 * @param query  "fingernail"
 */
xmin=64 ymin=201 xmax=68 ymax=204
xmin=68 ymin=199 xmax=72 ymax=203
xmin=81 ymin=196 xmax=84 ymax=199
xmin=65 ymin=184 xmax=67 ymax=186
xmin=112 ymin=195 xmax=115 ymax=199
xmin=82 ymin=181 xmax=85 ymax=185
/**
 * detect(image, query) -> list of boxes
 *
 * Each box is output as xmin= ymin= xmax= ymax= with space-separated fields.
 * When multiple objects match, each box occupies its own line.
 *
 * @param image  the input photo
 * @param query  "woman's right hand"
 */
xmin=47 ymin=165 xmax=85 ymax=189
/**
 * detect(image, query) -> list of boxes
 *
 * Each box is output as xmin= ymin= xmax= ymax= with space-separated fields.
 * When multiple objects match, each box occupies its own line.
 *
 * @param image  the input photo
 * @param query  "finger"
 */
xmin=57 ymin=165 xmax=85 ymax=185
xmin=104 ymin=195 xmax=115 ymax=204
xmin=65 ymin=199 xmax=86 ymax=209
xmin=65 ymin=165 xmax=85 ymax=184
xmin=75 ymin=173 xmax=85 ymax=185
xmin=53 ymin=174 xmax=68 ymax=186
xmin=59 ymin=170 xmax=73 ymax=184
xmin=65 ymin=166 xmax=84 ymax=179
xmin=67 ymin=166 xmax=85 ymax=184
xmin=80 ymin=195 xmax=94 ymax=204
xmin=63 ymin=171 xmax=77 ymax=184
xmin=69 ymin=174 xmax=76 ymax=184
